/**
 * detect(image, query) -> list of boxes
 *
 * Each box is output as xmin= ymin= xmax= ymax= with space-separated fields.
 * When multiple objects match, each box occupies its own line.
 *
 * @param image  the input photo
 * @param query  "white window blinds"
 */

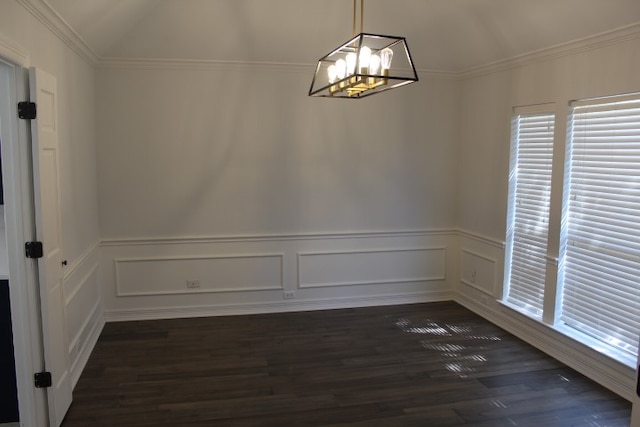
xmin=559 ymin=94 xmax=640 ymax=361
xmin=504 ymin=108 xmax=555 ymax=318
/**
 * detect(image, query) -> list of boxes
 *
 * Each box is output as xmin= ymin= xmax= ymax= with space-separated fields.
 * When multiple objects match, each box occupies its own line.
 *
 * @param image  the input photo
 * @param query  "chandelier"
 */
xmin=309 ymin=0 xmax=418 ymax=99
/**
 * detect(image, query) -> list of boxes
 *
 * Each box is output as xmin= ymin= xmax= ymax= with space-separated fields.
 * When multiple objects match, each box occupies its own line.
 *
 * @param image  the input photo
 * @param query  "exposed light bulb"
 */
xmin=380 ymin=47 xmax=393 ymax=70
xmin=370 ymin=54 xmax=381 ymax=75
xmin=327 ymin=65 xmax=337 ymax=83
xmin=336 ymin=58 xmax=347 ymax=79
xmin=359 ymin=46 xmax=371 ymax=71
xmin=346 ymin=53 xmax=357 ymax=75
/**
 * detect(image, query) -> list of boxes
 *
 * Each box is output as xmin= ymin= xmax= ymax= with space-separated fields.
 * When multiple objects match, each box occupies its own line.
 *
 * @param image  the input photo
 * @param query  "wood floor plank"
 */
xmin=61 ymin=302 xmax=631 ymax=426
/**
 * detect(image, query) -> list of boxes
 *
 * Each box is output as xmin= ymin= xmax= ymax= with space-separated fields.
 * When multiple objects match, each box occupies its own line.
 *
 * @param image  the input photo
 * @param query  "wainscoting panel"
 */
xmin=101 ymin=230 xmax=456 ymax=321
xmin=115 ymin=253 xmax=284 ymax=296
xmin=459 ymin=248 xmax=497 ymax=296
xmin=298 ymin=248 xmax=446 ymax=288
xmin=62 ymin=242 xmax=104 ymax=387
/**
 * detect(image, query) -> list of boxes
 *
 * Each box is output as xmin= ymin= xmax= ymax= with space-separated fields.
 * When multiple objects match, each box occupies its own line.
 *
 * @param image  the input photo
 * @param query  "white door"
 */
xmin=29 ymin=67 xmax=72 ymax=426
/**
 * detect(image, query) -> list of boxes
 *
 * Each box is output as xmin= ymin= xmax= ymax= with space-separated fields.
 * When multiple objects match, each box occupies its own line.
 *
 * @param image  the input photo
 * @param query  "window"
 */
xmin=558 ymin=94 xmax=640 ymax=363
xmin=504 ymin=107 xmax=555 ymax=319
xmin=503 ymin=93 xmax=640 ymax=366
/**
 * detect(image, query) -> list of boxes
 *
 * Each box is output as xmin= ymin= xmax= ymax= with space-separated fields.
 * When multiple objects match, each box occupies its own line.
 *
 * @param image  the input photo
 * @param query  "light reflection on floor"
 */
xmin=395 ymin=316 xmax=501 ymax=378
xmin=391 ymin=315 xmax=625 ymax=427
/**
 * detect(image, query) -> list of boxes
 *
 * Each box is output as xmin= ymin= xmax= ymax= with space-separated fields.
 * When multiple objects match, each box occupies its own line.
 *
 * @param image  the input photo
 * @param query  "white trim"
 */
xmin=114 ymin=253 xmax=285 ymax=297
xmin=299 ymin=277 xmax=441 ymax=289
xmin=68 ymin=301 xmax=104 ymax=387
xmin=570 ymin=91 xmax=640 ymax=108
xmin=95 ymin=22 xmax=640 ymax=80
xmin=458 ymin=280 xmax=494 ymax=296
xmin=460 ymin=248 xmax=497 ymax=265
xmin=62 ymin=239 xmax=100 ymax=281
xmin=101 ymin=229 xmax=455 ymax=246
xmin=97 ymin=57 xmax=458 ymax=80
xmin=456 ymin=292 xmax=635 ymax=401
xmin=513 ymin=102 xmax=557 ymax=116
xmin=297 ymin=247 xmax=447 ymax=289
xmin=460 ymin=22 xmax=640 ymax=80
xmin=16 ymin=0 xmax=99 ymax=65
xmin=457 ymin=229 xmax=505 ymax=249
xmin=64 ymin=264 xmax=98 ymax=306
xmin=0 ymin=60 xmax=47 ymax=426
xmin=0 ymin=33 xmax=29 ymax=67
xmin=459 ymin=248 xmax=497 ymax=293
xmin=99 ymin=57 xmax=312 ymax=73
xmin=104 ymin=290 xmax=453 ymax=322
xmin=13 ymin=0 xmax=640 ymax=79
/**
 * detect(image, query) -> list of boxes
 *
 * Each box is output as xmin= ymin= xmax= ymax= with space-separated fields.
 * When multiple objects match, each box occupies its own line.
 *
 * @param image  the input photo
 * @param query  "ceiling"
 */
xmin=48 ymin=0 xmax=640 ymax=71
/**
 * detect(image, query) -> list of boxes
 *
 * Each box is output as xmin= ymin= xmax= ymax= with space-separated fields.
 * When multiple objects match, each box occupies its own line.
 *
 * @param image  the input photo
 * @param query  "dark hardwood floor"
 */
xmin=61 ymin=302 xmax=631 ymax=426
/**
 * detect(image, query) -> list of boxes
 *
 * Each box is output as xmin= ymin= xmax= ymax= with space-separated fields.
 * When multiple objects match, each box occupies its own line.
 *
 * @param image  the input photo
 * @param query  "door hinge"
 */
xmin=25 ymin=241 xmax=44 ymax=259
xmin=18 ymin=101 xmax=37 ymax=120
xmin=34 ymin=371 xmax=52 ymax=388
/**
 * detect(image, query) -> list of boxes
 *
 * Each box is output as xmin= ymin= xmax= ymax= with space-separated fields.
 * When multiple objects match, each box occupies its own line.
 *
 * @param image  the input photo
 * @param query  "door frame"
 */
xmin=0 ymin=42 xmax=48 ymax=426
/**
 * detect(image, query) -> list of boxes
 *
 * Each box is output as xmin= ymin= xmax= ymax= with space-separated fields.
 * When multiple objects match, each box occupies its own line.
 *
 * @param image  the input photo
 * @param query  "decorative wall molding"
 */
xmin=63 ymin=239 xmax=100 ymax=282
xmin=457 ymin=229 xmax=505 ymax=249
xmin=62 ymin=242 xmax=104 ymax=388
xmin=17 ymin=0 xmax=640 ymax=80
xmin=68 ymin=298 xmax=103 ymax=387
xmin=459 ymin=248 xmax=497 ymax=295
xmin=0 ymin=32 xmax=29 ymax=66
xmin=98 ymin=57 xmax=458 ymax=80
xmin=64 ymin=264 xmax=98 ymax=307
xmin=104 ymin=290 xmax=453 ymax=323
xmin=298 ymin=247 xmax=446 ymax=289
xmin=114 ymin=253 xmax=285 ymax=297
xmin=17 ymin=0 xmax=98 ymax=65
xmin=460 ymin=22 xmax=640 ymax=80
xmin=99 ymin=57 xmax=312 ymax=73
xmin=96 ymin=22 xmax=640 ymax=81
xmin=102 ymin=229 xmax=455 ymax=247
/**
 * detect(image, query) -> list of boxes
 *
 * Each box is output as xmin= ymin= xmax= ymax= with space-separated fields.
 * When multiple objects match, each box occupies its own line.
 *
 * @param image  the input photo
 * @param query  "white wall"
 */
xmin=0 ymin=0 xmax=103 ymax=389
xmin=455 ymin=33 xmax=640 ymax=399
xmin=97 ymin=66 xmax=459 ymax=237
xmin=96 ymin=63 xmax=460 ymax=318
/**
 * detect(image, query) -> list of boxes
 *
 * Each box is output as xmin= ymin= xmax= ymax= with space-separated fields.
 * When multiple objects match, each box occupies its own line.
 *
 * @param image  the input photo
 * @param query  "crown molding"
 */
xmin=0 ymin=32 xmax=29 ymax=66
xmin=17 ymin=0 xmax=99 ymax=66
xmin=459 ymin=21 xmax=640 ymax=80
xmin=97 ymin=19 xmax=640 ymax=80
xmin=15 ymin=0 xmax=640 ymax=80
xmin=98 ymin=57 xmax=313 ymax=73
xmin=98 ymin=57 xmax=459 ymax=80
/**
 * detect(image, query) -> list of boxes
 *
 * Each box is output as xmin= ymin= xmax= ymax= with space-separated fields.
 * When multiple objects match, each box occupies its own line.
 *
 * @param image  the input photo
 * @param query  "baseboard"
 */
xmin=455 ymin=292 xmax=635 ymax=402
xmin=70 ymin=311 xmax=105 ymax=388
xmin=104 ymin=291 xmax=453 ymax=322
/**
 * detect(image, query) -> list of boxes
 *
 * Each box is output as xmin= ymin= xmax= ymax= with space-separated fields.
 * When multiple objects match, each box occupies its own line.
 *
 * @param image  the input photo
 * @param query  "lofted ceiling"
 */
xmin=47 ymin=0 xmax=640 ymax=72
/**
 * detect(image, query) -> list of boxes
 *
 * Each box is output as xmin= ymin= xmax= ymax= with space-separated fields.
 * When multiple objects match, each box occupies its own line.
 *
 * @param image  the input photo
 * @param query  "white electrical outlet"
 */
xmin=186 ymin=280 xmax=201 ymax=289
xmin=283 ymin=291 xmax=295 ymax=299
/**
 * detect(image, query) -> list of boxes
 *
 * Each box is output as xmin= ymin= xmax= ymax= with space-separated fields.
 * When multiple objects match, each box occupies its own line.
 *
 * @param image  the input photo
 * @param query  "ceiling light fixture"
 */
xmin=309 ymin=0 xmax=418 ymax=99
